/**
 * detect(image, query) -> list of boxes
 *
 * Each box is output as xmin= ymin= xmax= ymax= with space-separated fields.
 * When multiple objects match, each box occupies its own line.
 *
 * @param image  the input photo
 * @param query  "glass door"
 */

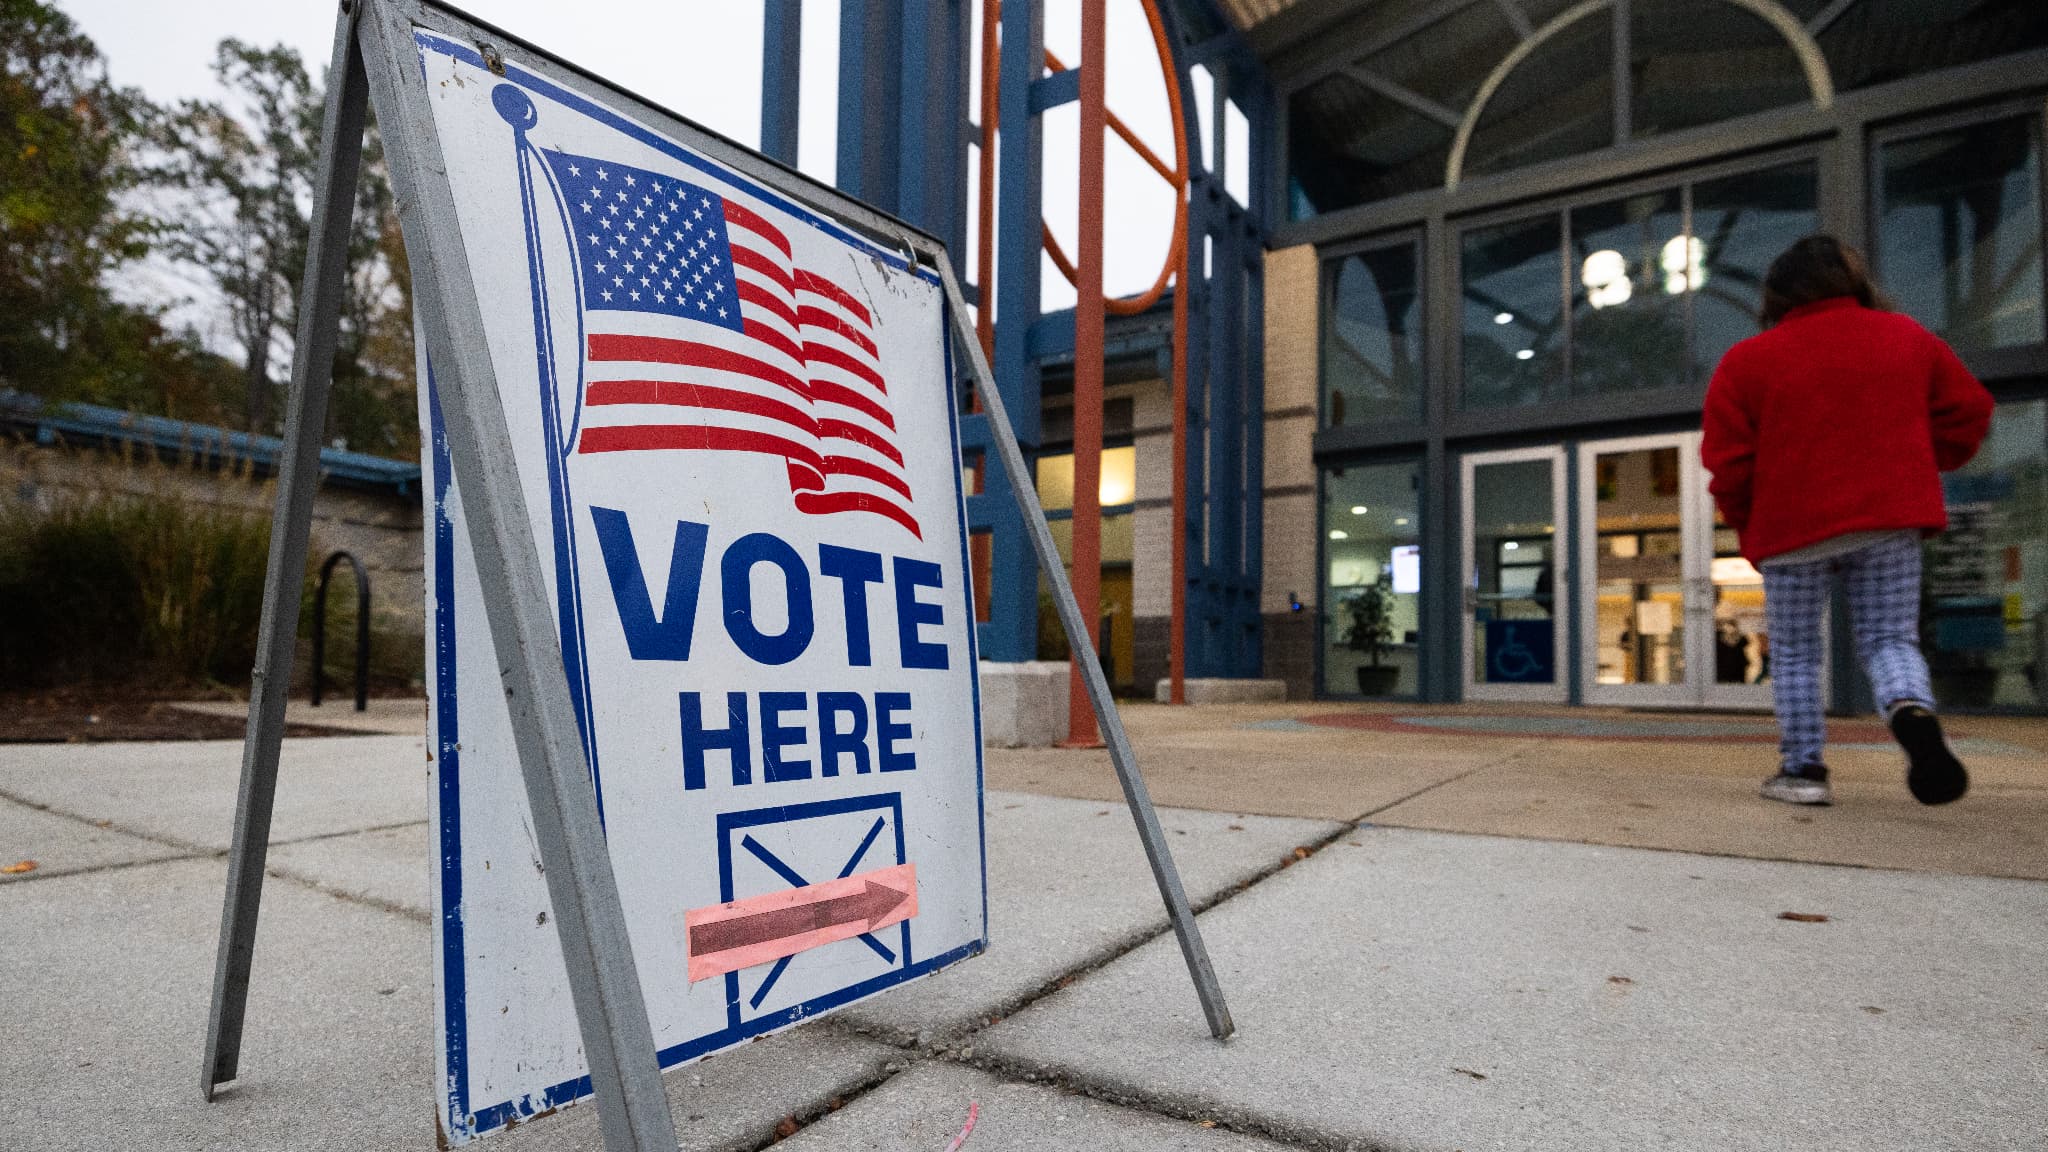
xmin=1577 ymin=433 xmax=1774 ymax=709
xmin=1463 ymin=447 xmax=1568 ymax=702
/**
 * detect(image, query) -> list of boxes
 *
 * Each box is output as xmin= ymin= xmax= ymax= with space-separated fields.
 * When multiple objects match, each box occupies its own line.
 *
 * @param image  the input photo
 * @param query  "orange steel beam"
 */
xmin=1042 ymin=48 xmax=1176 ymax=182
xmin=1065 ymin=0 xmax=1107 ymax=746
xmin=969 ymin=0 xmax=1004 ymax=619
xmin=979 ymin=0 xmax=1193 ymax=707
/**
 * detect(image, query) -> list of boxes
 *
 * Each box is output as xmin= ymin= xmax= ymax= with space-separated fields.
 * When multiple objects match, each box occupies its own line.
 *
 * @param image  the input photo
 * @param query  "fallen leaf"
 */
xmin=774 ymin=1115 xmax=799 ymax=1139
xmin=1778 ymin=911 xmax=1829 ymax=923
xmin=1226 ymin=824 xmax=1245 ymax=831
xmin=1199 ymin=1120 xmax=1218 ymax=1129
xmin=1607 ymin=975 xmax=1634 ymax=986
xmin=1861 ymin=1006 xmax=1885 ymax=1015
xmin=1452 ymin=1067 xmax=1487 ymax=1080
xmin=1 ymin=860 xmax=37 ymax=875
xmin=1292 ymin=846 xmax=1312 ymax=860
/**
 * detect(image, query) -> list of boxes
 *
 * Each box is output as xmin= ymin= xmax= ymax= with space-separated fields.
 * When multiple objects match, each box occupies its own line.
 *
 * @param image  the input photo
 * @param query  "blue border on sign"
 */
xmin=418 ymin=34 xmax=989 ymax=1143
xmin=427 ymin=370 xmax=471 ymax=1135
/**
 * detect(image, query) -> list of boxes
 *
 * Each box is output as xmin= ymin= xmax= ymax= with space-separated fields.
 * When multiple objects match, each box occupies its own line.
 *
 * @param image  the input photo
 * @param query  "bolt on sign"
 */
xmin=408 ymin=23 xmax=983 ymax=1145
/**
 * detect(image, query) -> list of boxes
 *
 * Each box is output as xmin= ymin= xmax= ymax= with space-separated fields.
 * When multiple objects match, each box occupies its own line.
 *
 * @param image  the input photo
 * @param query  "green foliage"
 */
xmin=0 ymin=470 xmax=270 ymax=688
xmin=1340 ymin=571 xmax=1396 ymax=666
xmin=0 ymin=0 xmax=225 ymax=415
xmin=0 ymin=3 xmax=416 ymax=454
xmin=0 ymin=451 xmax=424 ymax=693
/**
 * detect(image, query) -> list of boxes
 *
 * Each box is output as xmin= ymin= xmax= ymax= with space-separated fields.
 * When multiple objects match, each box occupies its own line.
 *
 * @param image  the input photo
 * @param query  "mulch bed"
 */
xmin=0 ymin=688 xmax=360 ymax=743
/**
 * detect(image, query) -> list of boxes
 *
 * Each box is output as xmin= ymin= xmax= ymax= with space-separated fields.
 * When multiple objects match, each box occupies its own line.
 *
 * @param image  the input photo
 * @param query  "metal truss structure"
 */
xmin=759 ymin=0 xmax=1276 ymax=693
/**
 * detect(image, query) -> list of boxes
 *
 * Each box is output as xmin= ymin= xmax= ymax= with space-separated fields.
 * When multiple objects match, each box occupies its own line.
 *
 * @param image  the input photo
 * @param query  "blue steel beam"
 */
xmin=760 ymin=0 xmax=802 ymax=165
xmin=979 ymin=0 xmax=1049 ymax=663
xmin=836 ymin=0 xmax=901 ymax=208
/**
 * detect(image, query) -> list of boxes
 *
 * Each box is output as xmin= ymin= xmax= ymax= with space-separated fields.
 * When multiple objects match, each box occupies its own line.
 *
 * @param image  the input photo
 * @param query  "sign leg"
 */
xmin=354 ymin=3 xmax=681 ymax=1146
xmin=202 ymin=0 xmax=371 ymax=1100
xmin=928 ymin=249 xmax=1235 ymax=1040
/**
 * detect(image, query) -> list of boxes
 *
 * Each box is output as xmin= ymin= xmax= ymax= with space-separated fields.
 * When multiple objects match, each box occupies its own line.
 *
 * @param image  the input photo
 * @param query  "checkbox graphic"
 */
xmin=712 ymin=794 xmax=912 ymax=1026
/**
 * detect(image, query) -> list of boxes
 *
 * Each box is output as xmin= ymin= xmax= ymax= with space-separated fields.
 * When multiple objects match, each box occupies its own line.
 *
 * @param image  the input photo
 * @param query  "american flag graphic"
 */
xmin=542 ymin=150 xmax=920 ymax=538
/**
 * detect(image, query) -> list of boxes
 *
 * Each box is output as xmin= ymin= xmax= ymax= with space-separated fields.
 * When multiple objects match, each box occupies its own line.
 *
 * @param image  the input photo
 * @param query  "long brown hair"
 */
xmin=1760 ymin=235 xmax=1891 ymax=327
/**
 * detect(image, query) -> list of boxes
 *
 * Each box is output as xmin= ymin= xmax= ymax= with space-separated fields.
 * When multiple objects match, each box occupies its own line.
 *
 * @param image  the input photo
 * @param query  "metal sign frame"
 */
xmin=201 ymin=3 xmax=1231 ymax=1147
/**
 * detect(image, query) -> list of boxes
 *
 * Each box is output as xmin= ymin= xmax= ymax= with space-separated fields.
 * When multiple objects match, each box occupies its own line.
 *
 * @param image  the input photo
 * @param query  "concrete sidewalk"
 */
xmin=3 ymin=708 xmax=2044 ymax=1150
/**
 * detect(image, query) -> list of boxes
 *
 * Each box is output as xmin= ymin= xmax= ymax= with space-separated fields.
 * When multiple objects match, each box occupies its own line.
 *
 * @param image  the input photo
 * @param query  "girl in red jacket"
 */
xmin=1701 ymin=235 xmax=1994 ymax=807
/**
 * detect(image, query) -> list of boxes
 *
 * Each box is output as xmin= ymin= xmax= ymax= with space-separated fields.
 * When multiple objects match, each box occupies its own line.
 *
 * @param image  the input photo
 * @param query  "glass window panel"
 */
xmin=1711 ymin=504 xmax=1770 ymax=686
xmin=1631 ymin=0 xmax=1810 ymax=139
xmin=1465 ymin=12 xmax=1613 ymax=179
xmin=1099 ymin=446 xmax=1137 ymax=507
xmin=1570 ymin=188 xmax=1687 ymax=395
xmin=1462 ymin=214 xmax=1565 ymax=409
xmin=1924 ymin=400 xmax=2047 ymax=709
xmin=1878 ymin=115 xmax=2045 ymax=354
xmin=1323 ymin=242 xmax=1424 ymax=427
xmin=1036 ymin=453 xmax=1075 ymax=511
xmin=1321 ymin=460 xmax=1424 ymax=697
xmin=1287 ymin=72 xmax=1452 ymax=219
xmin=1591 ymin=446 xmax=1689 ymax=687
xmin=1035 ymin=447 xmax=1137 ymax=511
xmin=1470 ymin=458 xmax=1558 ymax=684
xmin=1820 ymin=0 xmax=2048 ymax=93
xmin=1693 ymin=161 xmax=1821 ymax=377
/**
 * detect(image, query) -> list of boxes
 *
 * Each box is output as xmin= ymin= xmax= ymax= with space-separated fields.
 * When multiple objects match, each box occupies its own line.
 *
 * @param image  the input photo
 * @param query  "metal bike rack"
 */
xmin=310 ymin=549 xmax=370 ymax=712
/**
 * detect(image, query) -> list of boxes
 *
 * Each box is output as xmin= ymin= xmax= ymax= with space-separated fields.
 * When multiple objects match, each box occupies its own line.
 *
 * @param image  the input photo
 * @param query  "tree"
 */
xmin=155 ymin=41 xmax=317 ymax=434
xmin=154 ymin=40 xmax=414 ymax=454
xmin=0 ymin=0 xmax=165 ymax=406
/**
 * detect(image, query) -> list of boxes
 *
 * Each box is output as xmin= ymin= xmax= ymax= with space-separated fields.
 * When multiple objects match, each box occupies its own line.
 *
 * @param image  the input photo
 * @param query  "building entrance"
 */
xmin=1576 ymin=433 xmax=1776 ymax=710
xmin=1462 ymin=446 xmax=1568 ymax=703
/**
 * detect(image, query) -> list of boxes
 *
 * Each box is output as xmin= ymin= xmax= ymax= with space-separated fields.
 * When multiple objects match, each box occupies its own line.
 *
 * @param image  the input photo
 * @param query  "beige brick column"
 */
xmin=1262 ymin=244 xmax=1320 ymax=699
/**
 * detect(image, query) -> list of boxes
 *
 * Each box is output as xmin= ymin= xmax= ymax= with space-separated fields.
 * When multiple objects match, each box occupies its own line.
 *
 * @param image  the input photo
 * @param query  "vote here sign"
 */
xmin=407 ymin=31 xmax=985 ymax=1143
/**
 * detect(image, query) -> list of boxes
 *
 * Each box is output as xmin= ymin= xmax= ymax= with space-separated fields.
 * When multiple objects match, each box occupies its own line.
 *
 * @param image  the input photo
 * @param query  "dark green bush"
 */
xmin=0 ymin=486 xmax=273 ymax=688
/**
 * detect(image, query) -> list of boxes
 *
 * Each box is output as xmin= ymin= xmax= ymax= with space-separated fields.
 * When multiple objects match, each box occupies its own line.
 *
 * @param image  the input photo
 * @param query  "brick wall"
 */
xmin=1262 ymin=244 xmax=1320 ymax=697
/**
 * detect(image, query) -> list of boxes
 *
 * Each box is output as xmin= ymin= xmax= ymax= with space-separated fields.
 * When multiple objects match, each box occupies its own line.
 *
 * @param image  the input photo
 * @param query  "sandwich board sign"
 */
xmin=411 ymin=30 xmax=984 ymax=1142
xmin=201 ymin=2 xmax=1230 ymax=1148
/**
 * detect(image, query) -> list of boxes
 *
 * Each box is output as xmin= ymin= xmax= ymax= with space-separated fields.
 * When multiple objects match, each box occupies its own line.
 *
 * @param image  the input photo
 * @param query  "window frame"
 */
xmin=1318 ymin=227 xmax=1430 ymax=441
xmin=1867 ymin=94 xmax=2048 ymax=382
xmin=1447 ymin=141 xmax=1825 ymax=423
xmin=1314 ymin=450 xmax=1430 ymax=700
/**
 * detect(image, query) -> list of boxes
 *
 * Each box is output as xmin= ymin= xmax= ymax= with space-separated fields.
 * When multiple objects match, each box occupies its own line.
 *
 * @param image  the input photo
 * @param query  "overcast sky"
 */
xmin=60 ymin=0 xmax=1186 ymax=333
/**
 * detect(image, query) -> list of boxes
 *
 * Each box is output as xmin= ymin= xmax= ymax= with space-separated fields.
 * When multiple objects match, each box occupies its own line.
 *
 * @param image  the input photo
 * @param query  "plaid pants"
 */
xmin=1763 ymin=533 xmax=1934 ymax=770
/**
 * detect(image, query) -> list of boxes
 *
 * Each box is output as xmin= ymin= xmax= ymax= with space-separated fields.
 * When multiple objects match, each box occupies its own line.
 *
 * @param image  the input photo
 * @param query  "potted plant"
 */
xmin=1341 ymin=571 xmax=1401 ymax=696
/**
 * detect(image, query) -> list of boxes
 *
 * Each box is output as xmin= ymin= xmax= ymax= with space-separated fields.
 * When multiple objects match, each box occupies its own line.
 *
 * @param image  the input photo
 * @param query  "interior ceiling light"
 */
xmin=1661 ymin=235 xmax=1707 ymax=295
xmin=1493 ymin=311 xmax=1513 ymax=325
xmin=1581 ymin=248 xmax=1631 ymax=309
xmin=1328 ymin=529 xmax=1349 ymax=540
xmin=1350 ymin=505 xmax=1368 ymax=515
xmin=1515 ymin=349 xmax=1535 ymax=360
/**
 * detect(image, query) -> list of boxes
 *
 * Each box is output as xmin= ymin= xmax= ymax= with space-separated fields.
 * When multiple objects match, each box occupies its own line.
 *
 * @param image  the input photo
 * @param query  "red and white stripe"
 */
xmin=572 ymin=191 xmax=920 ymax=538
xmin=795 ymin=269 xmax=919 ymax=537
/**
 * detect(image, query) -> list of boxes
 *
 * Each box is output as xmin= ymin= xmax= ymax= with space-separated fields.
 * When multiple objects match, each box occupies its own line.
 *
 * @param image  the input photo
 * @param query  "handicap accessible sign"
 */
xmin=412 ymin=33 xmax=985 ymax=1142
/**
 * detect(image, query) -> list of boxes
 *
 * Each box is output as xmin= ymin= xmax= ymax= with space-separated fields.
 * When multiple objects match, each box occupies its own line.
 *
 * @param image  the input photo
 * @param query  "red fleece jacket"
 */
xmin=1700 ymin=297 xmax=1994 ymax=563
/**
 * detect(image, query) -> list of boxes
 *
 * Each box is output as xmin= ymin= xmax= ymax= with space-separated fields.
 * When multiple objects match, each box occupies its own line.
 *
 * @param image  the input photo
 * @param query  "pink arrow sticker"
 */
xmin=685 ymin=862 xmax=918 ymax=982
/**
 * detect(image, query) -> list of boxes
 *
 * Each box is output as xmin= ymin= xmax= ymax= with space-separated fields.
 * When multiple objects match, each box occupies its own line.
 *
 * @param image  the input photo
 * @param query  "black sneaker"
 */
xmin=1761 ymin=764 xmax=1832 ymax=806
xmin=1891 ymin=706 xmax=1968 ymax=805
